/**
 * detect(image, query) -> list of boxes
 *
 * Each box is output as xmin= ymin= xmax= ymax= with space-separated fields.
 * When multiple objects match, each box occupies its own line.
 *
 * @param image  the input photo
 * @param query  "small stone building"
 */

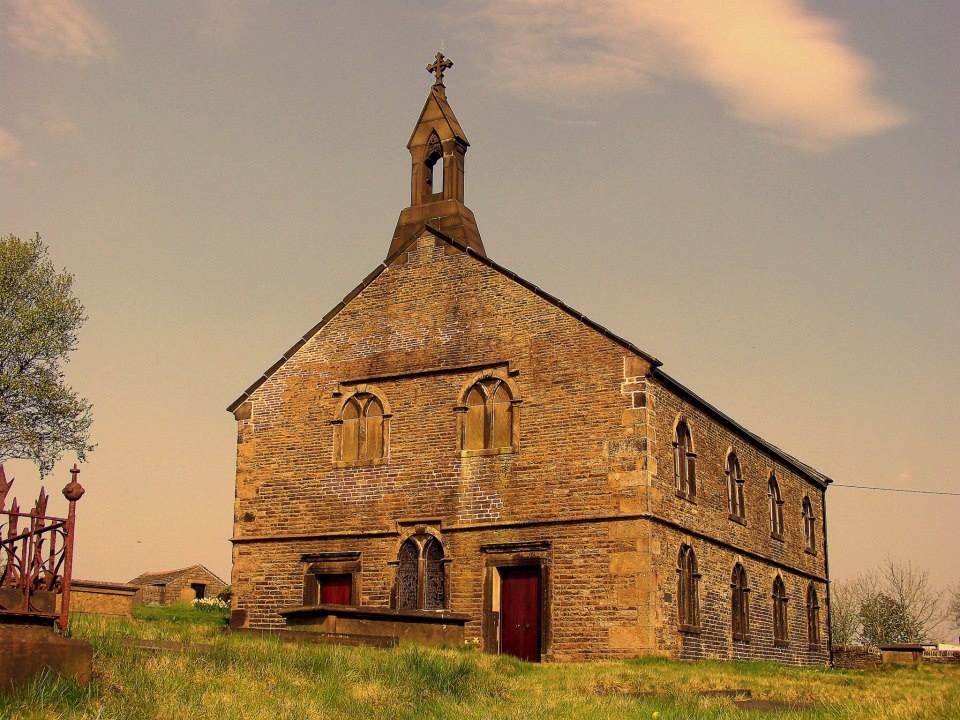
xmin=228 ymin=55 xmax=832 ymax=665
xmin=128 ymin=565 xmax=227 ymax=606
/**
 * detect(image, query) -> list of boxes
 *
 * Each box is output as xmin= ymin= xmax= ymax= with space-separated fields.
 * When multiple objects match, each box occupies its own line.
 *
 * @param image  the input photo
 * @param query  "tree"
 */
xmin=0 ymin=233 xmax=93 ymax=476
xmin=859 ymin=592 xmax=912 ymax=645
xmin=947 ymin=582 xmax=960 ymax=632
xmin=830 ymin=558 xmax=944 ymax=646
xmin=829 ymin=578 xmax=865 ymax=645
xmin=877 ymin=558 xmax=943 ymax=643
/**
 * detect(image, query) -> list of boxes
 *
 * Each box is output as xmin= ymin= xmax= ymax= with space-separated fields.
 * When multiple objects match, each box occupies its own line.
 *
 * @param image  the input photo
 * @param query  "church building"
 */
xmin=227 ymin=54 xmax=832 ymax=665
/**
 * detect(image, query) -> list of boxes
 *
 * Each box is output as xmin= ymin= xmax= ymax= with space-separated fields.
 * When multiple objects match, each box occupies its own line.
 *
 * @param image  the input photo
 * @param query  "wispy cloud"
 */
xmin=469 ymin=0 xmax=907 ymax=151
xmin=42 ymin=118 xmax=78 ymax=137
xmin=0 ymin=127 xmax=22 ymax=163
xmin=4 ymin=0 xmax=111 ymax=60
xmin=198 ymin=0 xmax=264 ymax=48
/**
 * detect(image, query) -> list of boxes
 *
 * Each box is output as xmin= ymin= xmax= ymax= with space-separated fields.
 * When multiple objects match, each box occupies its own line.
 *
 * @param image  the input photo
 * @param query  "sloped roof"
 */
xmin=227 ymin=226 xmax=831 ymax=489
xmin=128 ymin=564 xmax=226 ymax=587
xmin=407 ymin=85 xmax=469 ymax=149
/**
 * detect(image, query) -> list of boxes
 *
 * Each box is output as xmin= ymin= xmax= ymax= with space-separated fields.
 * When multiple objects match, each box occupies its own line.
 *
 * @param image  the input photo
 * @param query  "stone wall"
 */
xmin=231 ymin=230 xmax=830 ymax=663
xmin=833 ymin=644 xmax=882 ymax=669
xmin=69 ymin=580 xmax=139 ymax=617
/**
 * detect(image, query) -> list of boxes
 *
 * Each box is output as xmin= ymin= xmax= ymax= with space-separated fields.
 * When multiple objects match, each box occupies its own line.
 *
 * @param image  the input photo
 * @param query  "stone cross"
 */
xmin=426 ymin=51 xmax=453 ymax=86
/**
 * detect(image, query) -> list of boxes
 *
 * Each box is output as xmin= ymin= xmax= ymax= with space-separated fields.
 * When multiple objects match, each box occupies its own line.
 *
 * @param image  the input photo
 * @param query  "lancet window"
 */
xmin=674 ymin=420 xmax=697 ymax=500
xmin=460 ymin=377 xmax=516 ymax=453
xmin=677 ymin=545 xmax=700 ymax=630
xmin=397 ymin=535 xmax=446 ymax=611
xmin=727 ymin=451 xmax=745 ymax=522
xmin=773 ymin=575 xmax=789 ymax=645
xmin=768 ymin=474 xmax=784 ymax=539
xmin=731 ymin=563 xmax=750 ymax=641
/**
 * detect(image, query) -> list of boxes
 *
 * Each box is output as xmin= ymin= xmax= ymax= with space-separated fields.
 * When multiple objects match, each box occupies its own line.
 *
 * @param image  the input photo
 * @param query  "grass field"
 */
xmin=1 ymin=606 xmax=958 ymax=719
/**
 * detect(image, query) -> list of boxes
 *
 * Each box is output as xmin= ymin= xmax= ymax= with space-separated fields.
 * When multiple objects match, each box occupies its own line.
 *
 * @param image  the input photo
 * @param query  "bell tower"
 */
xmin=389 ymin=52 xmax=484 ymax=258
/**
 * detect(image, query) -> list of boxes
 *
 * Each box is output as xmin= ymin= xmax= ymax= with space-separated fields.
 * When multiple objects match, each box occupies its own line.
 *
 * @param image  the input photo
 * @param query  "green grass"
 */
xmin=1 ymin=611 xmax=958 ymax=719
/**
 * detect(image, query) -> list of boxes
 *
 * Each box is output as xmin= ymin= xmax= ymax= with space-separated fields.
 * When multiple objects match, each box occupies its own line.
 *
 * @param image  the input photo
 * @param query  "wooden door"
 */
xmin=500 ymin=566 xmax=541 ymax=662
xmin=319 ymin=574 xmax=352 ymax=605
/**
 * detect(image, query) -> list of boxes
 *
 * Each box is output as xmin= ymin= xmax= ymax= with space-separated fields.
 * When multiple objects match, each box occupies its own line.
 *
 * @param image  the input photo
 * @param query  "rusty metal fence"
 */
xmin=0 ymin=464 xmax=84 ymax=632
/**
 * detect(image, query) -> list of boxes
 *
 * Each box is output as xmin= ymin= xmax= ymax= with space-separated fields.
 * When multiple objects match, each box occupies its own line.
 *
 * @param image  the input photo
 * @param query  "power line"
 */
xmin=831 ymin=483 xmax=960 ymax=497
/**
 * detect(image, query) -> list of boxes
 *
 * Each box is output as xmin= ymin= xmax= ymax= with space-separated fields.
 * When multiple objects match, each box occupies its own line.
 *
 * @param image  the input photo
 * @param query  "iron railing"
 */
xmin=0 ymin=464 xmax=84 ymax=632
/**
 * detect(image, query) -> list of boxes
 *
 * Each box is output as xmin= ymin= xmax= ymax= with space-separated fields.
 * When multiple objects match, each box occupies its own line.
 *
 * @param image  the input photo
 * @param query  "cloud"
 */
xmin=4 ymin=0 xmax=111 ymax=60
xmin=42 ymin=118 xmax=78 ymax=137
xmin=469 ymin=0 xmax=907 ymax=150
xmin=0 ymin=127 xmax=22 ymax=162
xmin=198 ymin=0 xmax=264 ymax=48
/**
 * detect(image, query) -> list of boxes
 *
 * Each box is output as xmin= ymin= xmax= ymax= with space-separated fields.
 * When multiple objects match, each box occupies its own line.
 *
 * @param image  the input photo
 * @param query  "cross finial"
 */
xmin=426 ymin=51 xmax=453 ymax=87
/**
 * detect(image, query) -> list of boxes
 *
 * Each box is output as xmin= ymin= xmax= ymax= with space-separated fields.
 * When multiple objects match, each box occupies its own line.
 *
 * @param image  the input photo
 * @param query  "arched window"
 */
xmin=802 ymin=496 xmax=816 ymax=553
xmin=674 ymin=421 xmax=697 ymax=500
xmin=337 ymin=391 xmax=388 ymax=463
xmin=395 ymin=535 xmax=446 ymax=611
xmin=726 ymin=451 xmax=745 ymax=522
xmin=425 ymin=131 xmax=443 ymax=197
xmin=461 ymin=377 xmax=515 ymax=453
xmin=731 ymin=563 xmax=750 ymax=641
xmin=772 ymin=576 xmax=788 ymax=645
xmin=806 ymin=583 xmax=820 ymax=647
xmin=398 ymin=538 xmax=419 ymax=610
xmin=768 ymin=474 xmax=784 ymax=539
xmin=677 ymin=545 xmax=700 ymax=630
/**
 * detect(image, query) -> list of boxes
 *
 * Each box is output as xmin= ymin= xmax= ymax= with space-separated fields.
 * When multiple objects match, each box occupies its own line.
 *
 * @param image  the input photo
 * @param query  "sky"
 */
xmin=1 ymin=1 xmax=957 ymax=637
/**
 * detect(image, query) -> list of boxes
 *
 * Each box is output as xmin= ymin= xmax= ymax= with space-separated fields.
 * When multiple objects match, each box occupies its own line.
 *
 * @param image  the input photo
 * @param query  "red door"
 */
xmin=320 ymin=574 xmax=352 ymax=605
xmin=500 ymin=566 xmax=541 ymax=662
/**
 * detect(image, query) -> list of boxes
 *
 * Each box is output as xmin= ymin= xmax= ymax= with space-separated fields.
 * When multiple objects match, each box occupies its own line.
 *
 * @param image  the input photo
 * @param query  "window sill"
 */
xmin=728 ymin=514 xmax=746 ymax=526
xmin=774 ymin=640 xmax=790 ymax=648
xmin=678 ymin=624 xmax=701 ymax=635
xmin=334 ymin=458 xmax=389 ymax=469
xmin=808 ymin=643 xmax=821 ymax=651
xmin=675 ymin=491 xmax=697 ymax=504
xmin=459 ymin=447 xmax=516 ymax=458
xmin=733 ymin=634 xmax=751 ymax=643
xmin=804 ymin=547 xmax=817 ymax=556
xmin=770 ymin=532 xmax=784 ymax=542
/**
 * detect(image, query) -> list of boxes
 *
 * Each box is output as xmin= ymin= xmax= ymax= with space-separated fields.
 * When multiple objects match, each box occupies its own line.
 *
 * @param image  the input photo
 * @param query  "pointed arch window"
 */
xmin=772 ymin=576 xmax=789 ymax=646
xmin=726 ymin=451 xmax=745 ymax=523
xmin=768 ymin=474 xmax=784 ymax=540
xmin=334 ymin=390 xmax=390 ymax=466
xmin=802 ymin=496 xmax=816 ymax=553
xmin=425 ymin=131 xmax=443 ymax=198
xmin=731 ymin=563 xmax=750 ymax=641
xmin=677 ymin=545 xmax=700 ymax=631
xmin=674 ymin=421 xmax=697 ymax=501
xmin=806 ymin=583 xmax=821 ymax=647
xmin=396 ymin=535 xmax=446 ymax=611
xmin=458 ymin=376 xmax=518 ymax=455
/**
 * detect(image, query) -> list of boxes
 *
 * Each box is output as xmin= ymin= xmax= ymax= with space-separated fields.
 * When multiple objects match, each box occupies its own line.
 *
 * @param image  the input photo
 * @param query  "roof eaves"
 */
xmin=653 ymin=368 xmax=832 ymax=488
xmin=429 ymin=228 xmax=662 ymax=369
xmin=226 ymin=264 xmax=389 ymax=413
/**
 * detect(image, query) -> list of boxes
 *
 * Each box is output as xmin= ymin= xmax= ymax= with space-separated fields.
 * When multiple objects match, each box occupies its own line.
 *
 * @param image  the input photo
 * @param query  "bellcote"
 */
xmin=389 ymin=52 xmax=484 ymax=258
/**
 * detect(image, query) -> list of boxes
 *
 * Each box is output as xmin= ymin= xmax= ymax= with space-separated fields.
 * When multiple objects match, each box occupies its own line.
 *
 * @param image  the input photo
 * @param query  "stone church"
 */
xmin=228 ymin=54 xmax=832 ymax=665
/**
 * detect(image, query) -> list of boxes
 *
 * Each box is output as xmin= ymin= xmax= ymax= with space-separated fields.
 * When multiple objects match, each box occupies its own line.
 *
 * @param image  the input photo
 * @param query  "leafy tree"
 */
xmin=0 ymin=233 xmax=93 ymax=476
xmin=859 ymin=592 xmax=912 ymax=645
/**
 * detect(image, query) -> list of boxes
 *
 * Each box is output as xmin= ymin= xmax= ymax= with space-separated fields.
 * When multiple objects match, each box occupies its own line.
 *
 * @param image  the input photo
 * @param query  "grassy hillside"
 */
xmin=1 ymin=607 xmax=958 ymax=719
